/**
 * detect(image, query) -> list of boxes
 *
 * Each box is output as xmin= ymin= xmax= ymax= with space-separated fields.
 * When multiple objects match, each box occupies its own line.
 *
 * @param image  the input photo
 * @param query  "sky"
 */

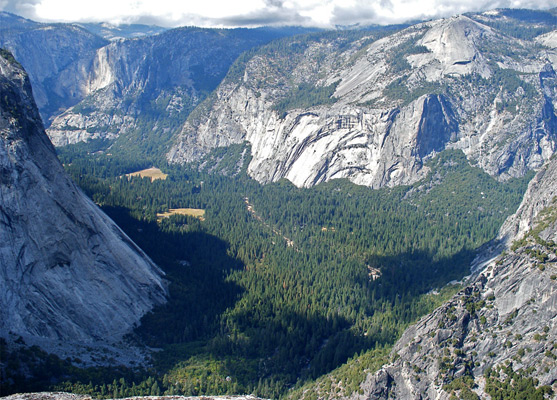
xmin=0 ymin=0 xmax=555 ymax=28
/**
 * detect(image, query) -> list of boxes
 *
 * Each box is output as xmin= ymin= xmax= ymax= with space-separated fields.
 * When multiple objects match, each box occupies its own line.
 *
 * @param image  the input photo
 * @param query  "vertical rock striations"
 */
xmin=0 ymin=51 xmax=167 ymax=348
xmin=0 ymin=12 xmax=109 ymax=123
xmin=169 ymin=13 xmax=557 ymax=189
xmin=43 ymin=26 xmax=316 ymax=152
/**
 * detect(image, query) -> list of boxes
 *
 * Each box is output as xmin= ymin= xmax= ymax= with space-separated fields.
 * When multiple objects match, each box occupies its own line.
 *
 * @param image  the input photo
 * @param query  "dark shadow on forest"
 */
xmin=208 ymin=306 xmax=373 ymax=383
xmin=2 ymin=205 xmax=483 ymax=397
xmin=101 ymin=205 xmax=479 ymax=392
xmin=101 ymin=206 xmax=245 ymax=348
xmin=102 ymin=208 xmax=373 ymax=386
xmin=367 ymin=248 xmax=476 ymax=298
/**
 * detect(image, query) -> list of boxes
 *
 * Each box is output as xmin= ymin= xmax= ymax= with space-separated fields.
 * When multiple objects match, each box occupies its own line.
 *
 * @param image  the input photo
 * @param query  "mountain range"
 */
xmin=2 ymin=10 xmax=554 ymax=190
xmin=0 ymin=12 xmax=317 ymax=159
xmin=167 ymin=10 xmax=557 ymax=188
xmin=0 ymin=6 xmax=556 ymax=399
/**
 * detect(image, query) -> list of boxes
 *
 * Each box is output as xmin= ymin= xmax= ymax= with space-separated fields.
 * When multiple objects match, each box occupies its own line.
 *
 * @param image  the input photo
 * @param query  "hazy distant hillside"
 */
xmin=0 ymin=12 xmax=108 ymax=121
xmin=41 ymin=24 xmax=317 ymax=159
xmin=78 ymin=22 xmax=168 ymax=40
xmin=0 ymin=12 xmax=316 ymax=158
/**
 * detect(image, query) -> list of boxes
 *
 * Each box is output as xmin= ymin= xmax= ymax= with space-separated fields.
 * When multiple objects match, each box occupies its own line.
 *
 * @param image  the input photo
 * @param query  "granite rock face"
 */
xmin=0 ymin=13 xmax=312 ymax=153
xmin=337 ymin=156 xmax=557 ymax=399
xmin=0 ymin=12 xmax=109 ymax=123
xmin=498 ymin=156 xmax=557 ymax=247
xmin=169 ymin=13 xmax=557 ymax=189
xmin=5 ymin=11 xmax=556 ymax=190
xmin=42 ymin=26 xmax=314 ymax=149
xmin=0 ymin=53 xmax=167 ymax=347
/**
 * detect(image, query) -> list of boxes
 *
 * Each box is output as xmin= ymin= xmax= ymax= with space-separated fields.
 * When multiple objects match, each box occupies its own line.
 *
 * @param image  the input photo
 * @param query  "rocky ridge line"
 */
xmin=305 ymin=156 xmax=557 ymax=399
xmin=168 ymin=13 xmax=557 ymax=189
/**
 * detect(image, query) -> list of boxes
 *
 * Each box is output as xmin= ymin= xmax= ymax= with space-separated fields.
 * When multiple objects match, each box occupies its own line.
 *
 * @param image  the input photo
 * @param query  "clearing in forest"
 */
xmin=157 ymin=208 xmax=206 ymax=222
xmin=126 ymin=167 xmax=168 ymax=181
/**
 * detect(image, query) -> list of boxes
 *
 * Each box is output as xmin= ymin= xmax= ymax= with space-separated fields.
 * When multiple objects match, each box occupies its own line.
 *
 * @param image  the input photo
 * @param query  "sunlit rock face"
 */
xmin=42 ymin=26 xmax=311 ymax=148
xmin=0 ymin=12 xmax=109 ymax=123
xmin=341 ymin=156 xmax=557 ymax=399
xmin=169 ymin=15 xmax=557 ymax=189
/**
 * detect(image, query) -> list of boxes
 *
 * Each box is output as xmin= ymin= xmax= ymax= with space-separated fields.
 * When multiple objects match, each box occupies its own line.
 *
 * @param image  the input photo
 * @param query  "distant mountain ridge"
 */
xmin=168 ymin=9 xmax=557 ymax=189
xmin=0 ymin=12 xmax=318 ymax=160
xmin=6 ymin=10 xmax=555 ymax=191
xmin=45 ymin=25 xmax=317 ymax=159
xmin=77 ymin=22 xmax=168 ymax=40
xmin=0 ymin=12 xmax=109 ymax=122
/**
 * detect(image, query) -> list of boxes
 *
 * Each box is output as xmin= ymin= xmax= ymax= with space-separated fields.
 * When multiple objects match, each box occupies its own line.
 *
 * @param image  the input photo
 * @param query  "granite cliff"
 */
xmin=168 ymin=11 xmax=557 ymax=189
xmin=6 ymin=10 xmax=555 ymax=191
xmin=0 ymin=13 xmax=315 ymax=157
xmin=0 ymin=12 xmax=109 ymax=123
xmin=0 ymin=51 xmax=167 ymax=354
xmin=45 ymin=26 xmax=279 ymax=149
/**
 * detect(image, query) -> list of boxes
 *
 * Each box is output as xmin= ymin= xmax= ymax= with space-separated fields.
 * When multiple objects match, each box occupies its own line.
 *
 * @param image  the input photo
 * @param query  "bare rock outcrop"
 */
xmin=168 ymin=14 xmax=557 ymax=189
xmin=498 ymin=156 xmax=557 ymax=246
xmin=341 ymin=157 xmax=557 ymax=399
xmin=0 ymin=12 xmax=108 ymax=123
xmin=44 ymin=27 xmax=313 ymax=149
xmin=0 ymin=52 xmax=167 ymax=352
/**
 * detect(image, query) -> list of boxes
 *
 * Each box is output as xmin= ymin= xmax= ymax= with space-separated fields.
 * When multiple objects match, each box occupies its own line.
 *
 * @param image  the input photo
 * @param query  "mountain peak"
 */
xmin=414 ymin=15 xmax=495 ymax=78
xmin=168 ymin=13 xmax=556 ymax=189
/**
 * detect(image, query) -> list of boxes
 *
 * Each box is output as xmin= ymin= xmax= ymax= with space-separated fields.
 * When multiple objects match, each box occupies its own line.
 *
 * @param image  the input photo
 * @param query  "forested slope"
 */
xmin=1 ymin=144 xmax=529 ymax=397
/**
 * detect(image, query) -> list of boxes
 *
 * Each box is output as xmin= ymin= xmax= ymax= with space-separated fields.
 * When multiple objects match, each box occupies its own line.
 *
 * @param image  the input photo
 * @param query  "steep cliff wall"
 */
xmin=44 ymin=27 xmax=316 ymax=155
xmin=169 ymin=14 xmax=557 ymax=189
xmin=0 ymin=12 xmax=108 ymax=123
xmin=0 ymin=52 xmax=167 ymax=349
xmin=322 ymin=156 xmax=557 ymax=399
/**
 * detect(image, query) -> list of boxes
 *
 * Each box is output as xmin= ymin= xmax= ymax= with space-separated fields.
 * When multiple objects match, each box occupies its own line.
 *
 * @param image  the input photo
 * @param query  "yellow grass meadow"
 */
xmin=126 ymin=167 xmax=168 ymax=181
xmin=157 ymin=208 xmax=206 ymax=222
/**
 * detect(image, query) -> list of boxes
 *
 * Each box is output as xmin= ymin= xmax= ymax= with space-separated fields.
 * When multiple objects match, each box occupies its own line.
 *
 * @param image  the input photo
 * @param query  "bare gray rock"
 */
xmin=498 ymin=156 xmax=557 ymax=246
xmin=0 ymin=12 xmax=108 ymax=123
xmin=168 ymin=14 xmax=557 ymax=189
xmin=336 ymin=156 xmax=557 ymax=399
xmin=44 ymin=27 xmax=312 ymax=149
xmin=0 ymin=53 xmax=167 ymax=353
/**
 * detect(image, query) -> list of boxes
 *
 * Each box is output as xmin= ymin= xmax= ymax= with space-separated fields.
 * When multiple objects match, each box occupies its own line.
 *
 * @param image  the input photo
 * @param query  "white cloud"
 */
xmin=329 ymin=0 xmax=556 ymax=26
xmin=32 ymin=0 xmax=264 ymax=25
xmin=1 ymin=0 xmax=555 ymax=27
xmin=1 ymin=0 xmax=42 ymax=20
